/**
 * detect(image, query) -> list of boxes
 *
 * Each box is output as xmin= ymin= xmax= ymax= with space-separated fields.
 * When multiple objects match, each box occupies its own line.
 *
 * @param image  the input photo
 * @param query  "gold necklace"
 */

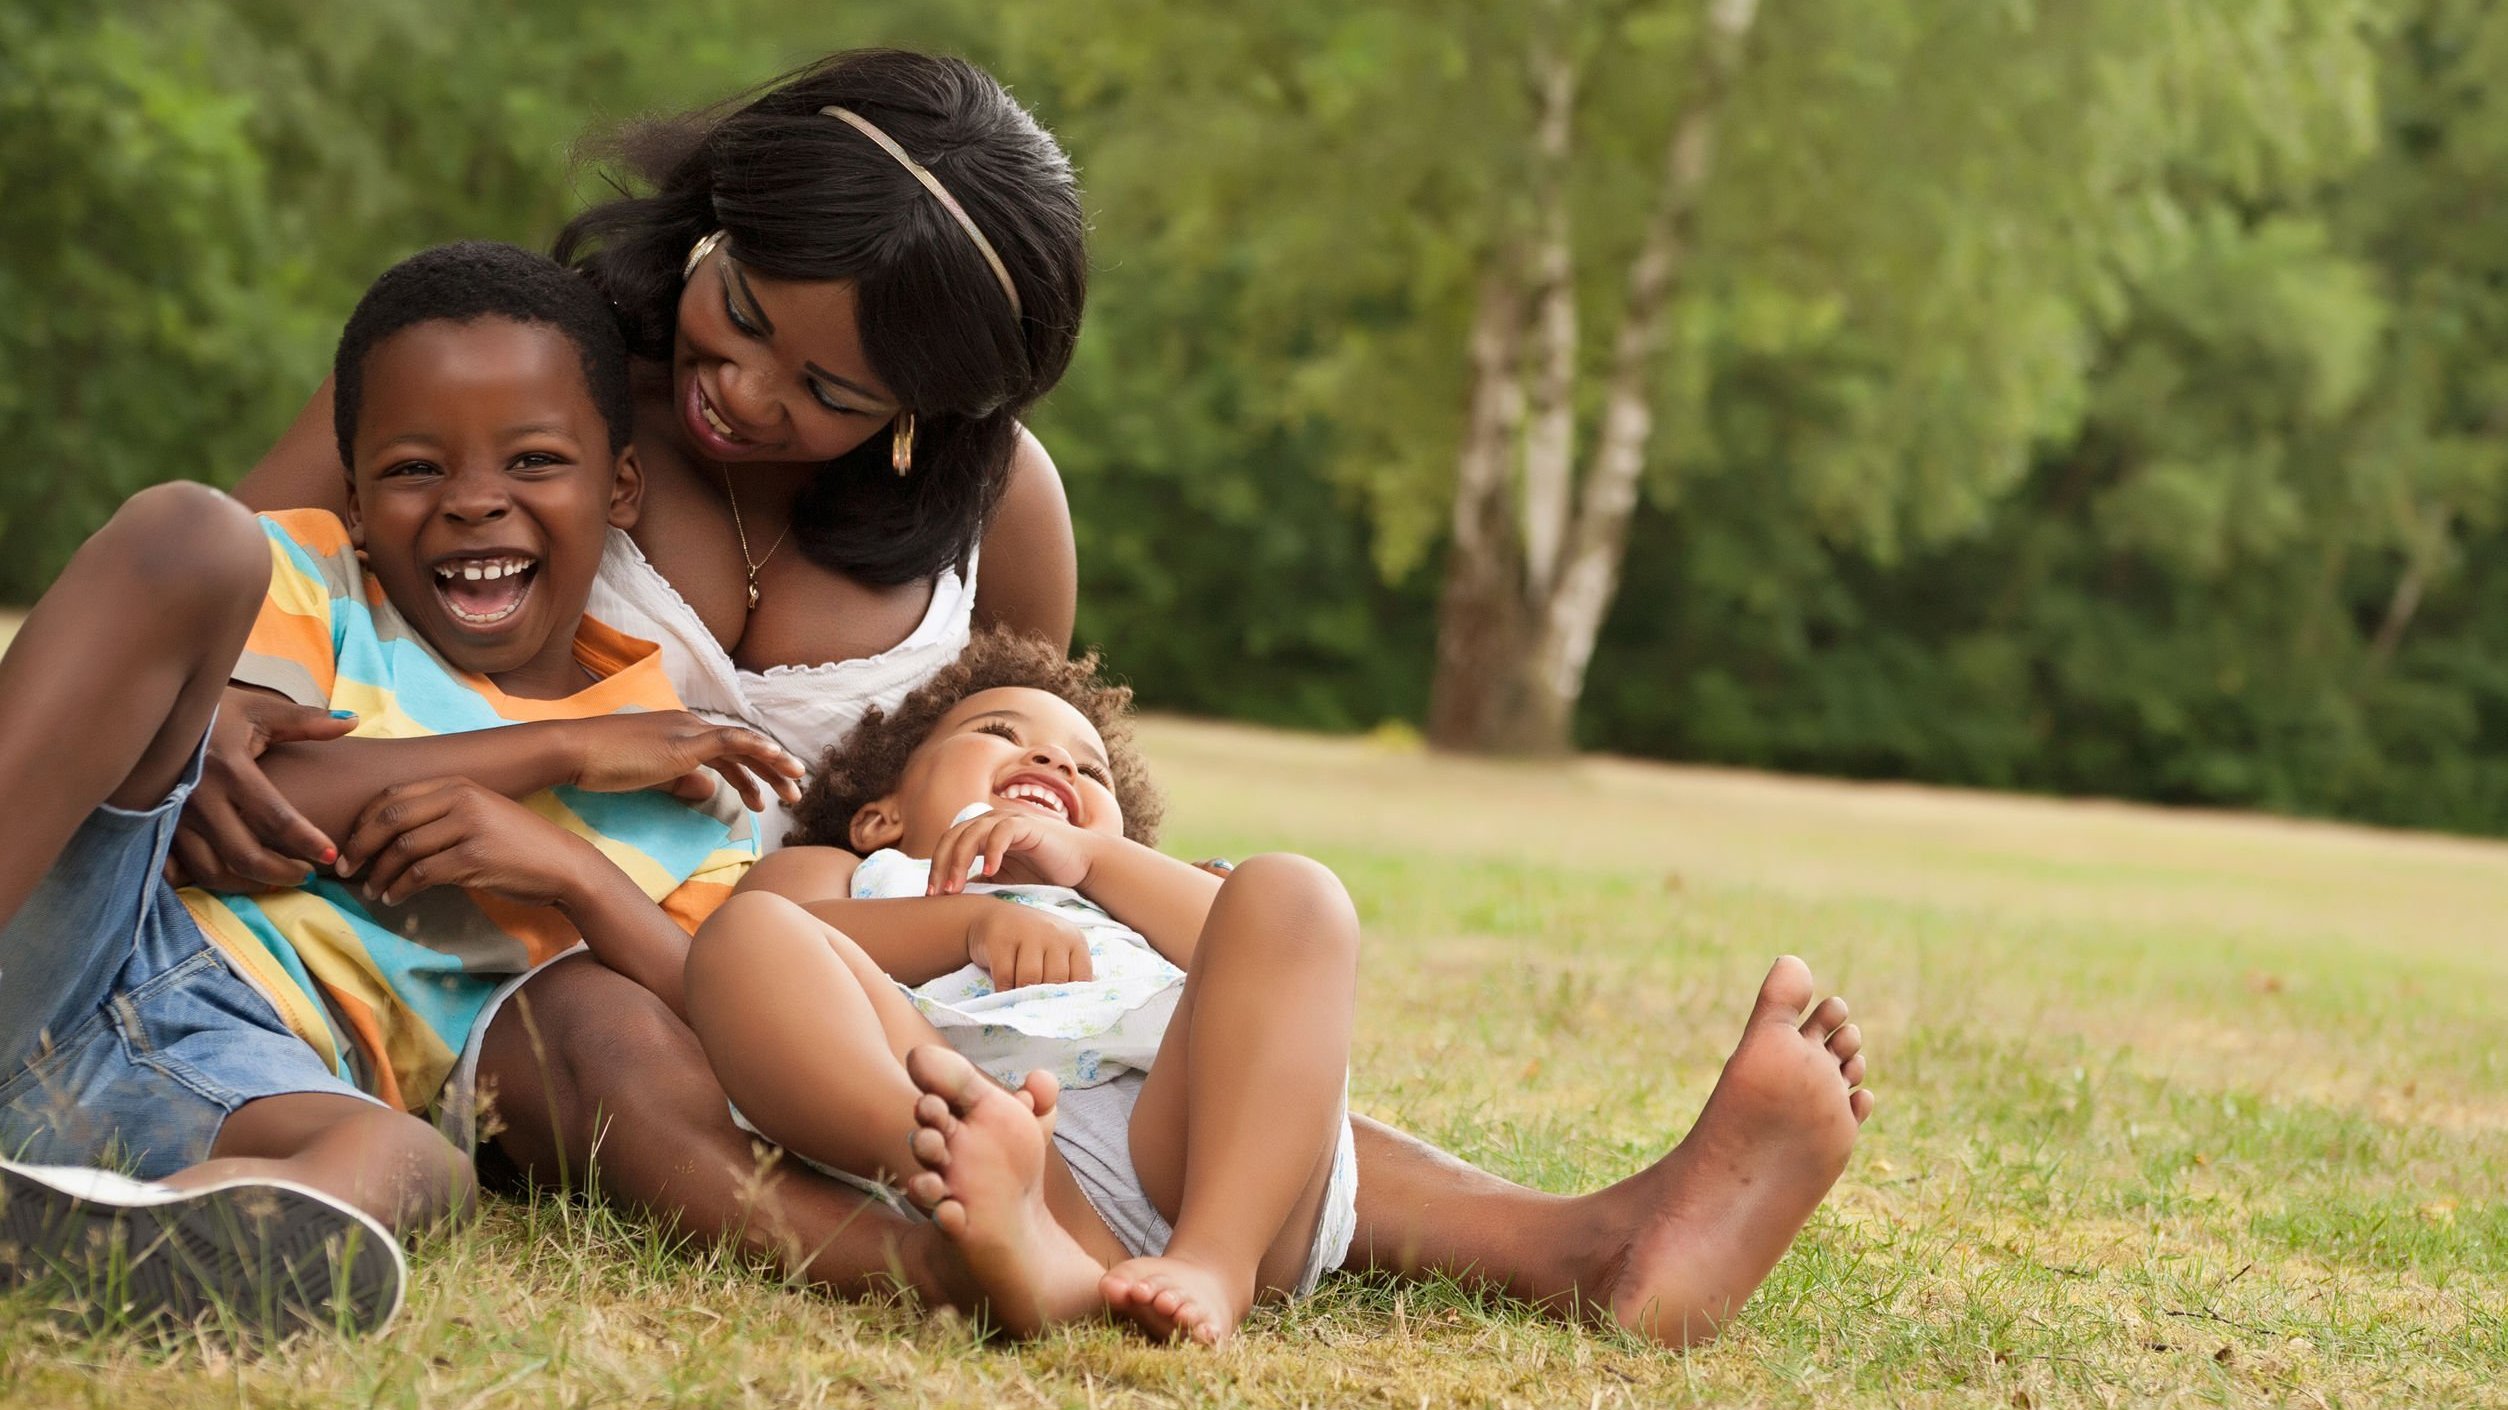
xmin=719 ymin=468 xmax=793 ymax=611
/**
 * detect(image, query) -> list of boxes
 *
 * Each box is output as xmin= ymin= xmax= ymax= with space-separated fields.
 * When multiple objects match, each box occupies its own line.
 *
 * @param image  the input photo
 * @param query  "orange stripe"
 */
xmin=661 ymin=878 xmax=736 ymax=934
xmin=324 ymin=990 xmax=406 ymax=1112
xmin=243 ymin=607 xmax=337 ymax=693
xmin=471 ymin=891 xmax=584 ymax=965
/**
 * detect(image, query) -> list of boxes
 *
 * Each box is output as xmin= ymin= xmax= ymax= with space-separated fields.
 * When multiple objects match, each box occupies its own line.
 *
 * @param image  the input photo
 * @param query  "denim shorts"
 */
xmin=0 ymin=732 xmax=371 ymax=1179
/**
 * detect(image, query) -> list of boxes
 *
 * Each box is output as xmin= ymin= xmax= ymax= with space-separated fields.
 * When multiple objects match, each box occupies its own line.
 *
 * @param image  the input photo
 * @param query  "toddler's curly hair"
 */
xmin=787 ymin=628 xmax=1164 ymax=850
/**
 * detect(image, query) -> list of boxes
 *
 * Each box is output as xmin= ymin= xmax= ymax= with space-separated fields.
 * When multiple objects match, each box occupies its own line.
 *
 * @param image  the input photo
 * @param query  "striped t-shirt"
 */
xmin=181 ymin=510 xmax=757 ymax=1113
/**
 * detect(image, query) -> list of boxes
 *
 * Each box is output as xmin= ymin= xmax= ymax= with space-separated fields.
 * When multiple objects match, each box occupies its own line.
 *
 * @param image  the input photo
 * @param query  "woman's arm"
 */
xmin=972 ymin=428 xmax=1077 ymax=648
xmin=233 ymin=378 xmax=352 ymax=515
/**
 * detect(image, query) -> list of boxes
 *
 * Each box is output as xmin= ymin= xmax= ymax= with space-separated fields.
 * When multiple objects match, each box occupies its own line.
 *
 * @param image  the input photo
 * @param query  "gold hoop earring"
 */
xmin=891 ymin=411 xmax=916 ymax=476
xmin=682 ymin=229 xmax=727 ymax=283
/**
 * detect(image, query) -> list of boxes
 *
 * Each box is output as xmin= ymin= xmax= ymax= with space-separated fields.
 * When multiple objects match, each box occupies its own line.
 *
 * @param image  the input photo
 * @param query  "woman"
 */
xmin=200 ymin=49 xmax=1866 ymax=1344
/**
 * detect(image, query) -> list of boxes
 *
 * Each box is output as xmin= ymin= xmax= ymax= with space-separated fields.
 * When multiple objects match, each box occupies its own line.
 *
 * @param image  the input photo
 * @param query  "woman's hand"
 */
xmin=964 ymin=903 xmax=1094 ymax=990
xmin=337 ymin=777 xmax=602 ymax=909
xmin=925 ymin=808 xmax=1099 ymax=894
xmin=171 ymin=687 xmax=360 ymax=890
xmin=564 ymin=712 xmax=806 ymax=813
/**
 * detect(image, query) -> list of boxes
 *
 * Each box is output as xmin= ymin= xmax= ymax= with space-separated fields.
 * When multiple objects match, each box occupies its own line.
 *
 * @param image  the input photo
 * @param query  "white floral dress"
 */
xmin=857 ymin=827 xmax=1184 ymax=1091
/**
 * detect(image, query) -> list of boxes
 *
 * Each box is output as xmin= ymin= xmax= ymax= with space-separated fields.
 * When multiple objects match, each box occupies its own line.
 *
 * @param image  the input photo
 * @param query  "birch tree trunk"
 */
xmin=1426 ymin=266 xmax=1534 ymax=749
xmin=1427 ymin=0 xmax=1761 ymax=756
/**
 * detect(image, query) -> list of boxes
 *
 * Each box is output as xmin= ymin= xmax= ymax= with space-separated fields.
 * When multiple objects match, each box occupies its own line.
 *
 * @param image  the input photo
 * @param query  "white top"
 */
xmin=585 ymin=528 xmax=977 ymax=845
xmin=855 ymin=822 xmax=1185 ymax=1091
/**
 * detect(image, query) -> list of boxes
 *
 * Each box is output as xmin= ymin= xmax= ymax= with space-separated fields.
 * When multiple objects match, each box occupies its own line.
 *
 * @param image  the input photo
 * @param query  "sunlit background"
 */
xmin=8 ymin=0 xmax=2501 ymax=834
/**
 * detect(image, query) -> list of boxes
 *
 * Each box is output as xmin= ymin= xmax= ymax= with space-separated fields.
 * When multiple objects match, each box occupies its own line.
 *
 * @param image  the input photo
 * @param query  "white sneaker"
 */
xmin=0 ymin=1159 xmax=405 ymax=1337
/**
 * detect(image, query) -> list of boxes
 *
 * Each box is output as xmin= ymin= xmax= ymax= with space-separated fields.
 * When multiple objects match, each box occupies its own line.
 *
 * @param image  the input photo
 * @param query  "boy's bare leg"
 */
xmin=173 ymin=1093 xmax=474 ymax=1233
xmin=0 ymin=483 xmax=266 ymax=930
xmin=1345 ymin=958 xmax=1873 ymax=1346
xmin=1100 ymin=853 xmax=1360 ymax=1346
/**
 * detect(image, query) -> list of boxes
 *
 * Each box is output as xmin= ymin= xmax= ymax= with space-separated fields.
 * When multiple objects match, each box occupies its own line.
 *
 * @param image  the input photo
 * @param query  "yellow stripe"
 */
xmin=524 ymin=791 xmax=680 ymax=899
xmin=327 ymin=678 xmax=432 ymax=739
xmin=246 ymin=890 xmax=461 ymax=1111
xmin=181 ymin=895 xmax=343 ymax=1073
xmin=261 ymin=538 xmax=336 ymax=621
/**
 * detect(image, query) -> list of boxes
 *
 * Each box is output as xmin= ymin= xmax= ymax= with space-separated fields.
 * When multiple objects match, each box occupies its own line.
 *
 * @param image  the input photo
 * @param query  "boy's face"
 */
xmin=345 ymin=317 xmax=639 ymax=692
xmin=852 ymin=687 xmax=1126 ymax=856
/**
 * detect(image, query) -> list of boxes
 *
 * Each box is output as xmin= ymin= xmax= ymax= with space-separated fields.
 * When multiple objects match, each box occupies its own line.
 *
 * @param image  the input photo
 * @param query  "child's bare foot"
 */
xmin=1592 ymin=956 xmax=1872 ymax=1346
xmin=897 ymin=1046 xmax=1105 ymax=1337
xmin=1100 ymin=1254 xmax=1253 ymax=1347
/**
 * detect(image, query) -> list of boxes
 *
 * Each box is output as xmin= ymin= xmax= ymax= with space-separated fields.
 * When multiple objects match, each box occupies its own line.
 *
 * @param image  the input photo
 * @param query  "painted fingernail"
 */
xmin=329 ymin=710 xmax=358 ymax=720
xmin=319 ymin=846 xmax=338 ymax=864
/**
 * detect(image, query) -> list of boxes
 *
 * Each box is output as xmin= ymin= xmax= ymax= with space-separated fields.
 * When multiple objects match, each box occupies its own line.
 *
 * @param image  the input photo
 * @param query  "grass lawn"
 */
xmin=0 ymin=699 xmax=2501 ymax=1406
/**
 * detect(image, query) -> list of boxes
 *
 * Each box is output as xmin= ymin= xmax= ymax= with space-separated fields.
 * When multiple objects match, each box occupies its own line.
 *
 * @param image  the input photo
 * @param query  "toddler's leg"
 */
xmin=1103 ymin=853 xmax=1361 ymax=1345
xmin=687 ymin=894 xmax=1119 ymax=1336
xmin=0 ymin=483 xmax=266 ymax=929
xmin=684 ymin=891 xmax=951 ymax=1183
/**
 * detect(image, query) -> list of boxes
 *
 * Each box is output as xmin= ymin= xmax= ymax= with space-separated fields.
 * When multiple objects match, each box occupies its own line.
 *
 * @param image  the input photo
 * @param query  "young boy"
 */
xmin=684 ymin=629 xmax=1364 ymax=1346
xmin=0 ymin=242 xmax=799 ymax=1336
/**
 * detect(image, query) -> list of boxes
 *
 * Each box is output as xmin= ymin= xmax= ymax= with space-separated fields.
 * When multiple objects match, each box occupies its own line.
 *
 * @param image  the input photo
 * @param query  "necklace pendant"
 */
xmin=746 ymin=579 xmax=762 ymax=610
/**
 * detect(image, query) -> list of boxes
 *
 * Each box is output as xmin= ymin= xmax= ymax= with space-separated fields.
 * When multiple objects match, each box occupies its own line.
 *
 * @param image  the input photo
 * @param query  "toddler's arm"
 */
xmin=922 ymin=811 xmax=1221 ymax=969
xmin=735 ymin=846 xmax=1072 ymax=987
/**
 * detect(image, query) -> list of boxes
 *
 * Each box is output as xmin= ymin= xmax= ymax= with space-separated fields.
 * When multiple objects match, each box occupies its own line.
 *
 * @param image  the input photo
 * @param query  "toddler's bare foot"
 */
xmin=898 ymin=1047 xmax=1105 ymax=1338
xmin=1594 ymin=956 xmax=1872 ymax=1347
xmin=1100 ymin=1254 xmax=1253 ymax=1347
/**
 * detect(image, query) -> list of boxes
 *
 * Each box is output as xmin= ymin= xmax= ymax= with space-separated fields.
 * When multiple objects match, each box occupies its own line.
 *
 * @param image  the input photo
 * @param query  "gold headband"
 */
xmin=823 ymin=106 xmax=1022 ymax=320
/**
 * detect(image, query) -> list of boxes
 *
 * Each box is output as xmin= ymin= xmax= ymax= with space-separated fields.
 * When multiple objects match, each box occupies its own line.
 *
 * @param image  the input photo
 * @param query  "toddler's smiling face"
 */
xmin=854 ymin=687 xmax=1124 ymax=856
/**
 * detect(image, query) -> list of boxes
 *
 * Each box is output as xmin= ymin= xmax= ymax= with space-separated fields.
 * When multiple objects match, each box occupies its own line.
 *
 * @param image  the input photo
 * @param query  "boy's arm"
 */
xmin=260 ymin=709 xmax=800 ymax=858
xmin=557 ymin=859 xmax=705 ymax=1018
xmin=345 ymin=775 xmax=703 ymax=1016
xmin=258 ymin=719 xmax=592 ymax=848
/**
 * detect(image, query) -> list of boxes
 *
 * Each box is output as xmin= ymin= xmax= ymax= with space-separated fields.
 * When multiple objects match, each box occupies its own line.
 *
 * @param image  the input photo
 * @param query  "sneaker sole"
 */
xmin=0 ymin=1165 xmax=404 ymax=1337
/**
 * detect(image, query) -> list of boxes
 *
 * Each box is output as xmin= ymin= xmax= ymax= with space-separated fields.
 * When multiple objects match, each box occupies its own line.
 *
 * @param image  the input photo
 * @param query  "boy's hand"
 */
xmin=172 ymin=689 xmax=360 ymax=890
xmin=563 ymin=712 xmax=806 ymax=813
xmin=926 ymin=809 xmax=1099 ymax=894
xmin=338 ymin=777 xmax=601 ymax=909
xmin=964 ymin=903 xmax=1094 ymax=990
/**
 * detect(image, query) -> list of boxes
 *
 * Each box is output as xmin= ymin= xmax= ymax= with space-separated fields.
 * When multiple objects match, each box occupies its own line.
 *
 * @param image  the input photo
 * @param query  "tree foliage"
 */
xmin=7 ymin=0 xmax=2508 ymax=833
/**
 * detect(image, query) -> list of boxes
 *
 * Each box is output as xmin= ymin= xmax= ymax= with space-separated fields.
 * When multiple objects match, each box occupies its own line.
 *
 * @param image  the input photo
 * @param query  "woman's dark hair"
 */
xmin=554 ymin=50 xmax=1087 ymax=586
xmin=788 ymin=628 xmax=1163 ymax=849
xmin=334 ymin=241 xmax=633 ymax=466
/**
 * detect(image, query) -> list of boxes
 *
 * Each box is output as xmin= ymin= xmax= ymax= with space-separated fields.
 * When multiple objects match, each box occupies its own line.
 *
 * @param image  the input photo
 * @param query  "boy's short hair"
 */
xmin=790 ymin=628 xmax=1165 ymax=849
xmin=332 ymin=241 xmax=633 ymax=467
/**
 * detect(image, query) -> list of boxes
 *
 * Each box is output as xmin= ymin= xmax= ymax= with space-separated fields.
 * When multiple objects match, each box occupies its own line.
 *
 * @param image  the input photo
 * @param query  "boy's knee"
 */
xmin=93 ymin=482 xmax=266 ymax=611
xmin=377 ymin=1112 xmax=478 ymax=1226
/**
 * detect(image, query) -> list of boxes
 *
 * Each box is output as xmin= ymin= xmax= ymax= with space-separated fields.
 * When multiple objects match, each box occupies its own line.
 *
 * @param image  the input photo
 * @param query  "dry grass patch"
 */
xmin=1 ymin=712 xmax=2502 ymax=1406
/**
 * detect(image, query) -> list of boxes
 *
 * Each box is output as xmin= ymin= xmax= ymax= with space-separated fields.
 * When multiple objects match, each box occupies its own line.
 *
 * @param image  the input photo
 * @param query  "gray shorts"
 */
xmin=432 ymin=944 xmax=586 ymax=1155
xmin=733 ymin=1070 xmax=1360 ymax=1296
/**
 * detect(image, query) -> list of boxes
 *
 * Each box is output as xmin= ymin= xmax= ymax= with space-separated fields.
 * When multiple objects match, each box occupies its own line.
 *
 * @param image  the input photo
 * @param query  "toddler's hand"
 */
xmin=927 ymin=807 xmax=1096 ymax=893
xmin=965 ymin=903 xmax=1094 ymax=990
